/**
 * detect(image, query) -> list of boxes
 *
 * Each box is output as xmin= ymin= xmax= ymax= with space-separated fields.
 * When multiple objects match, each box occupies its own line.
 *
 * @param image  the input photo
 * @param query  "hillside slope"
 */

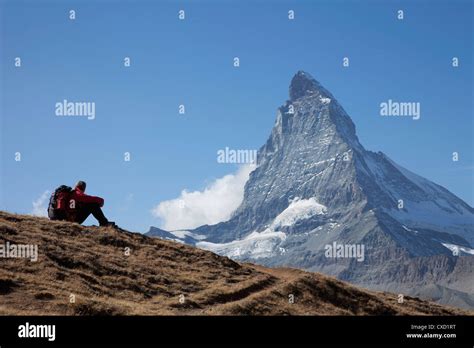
xmin=0 ymin=211 xmax=469 ymax=315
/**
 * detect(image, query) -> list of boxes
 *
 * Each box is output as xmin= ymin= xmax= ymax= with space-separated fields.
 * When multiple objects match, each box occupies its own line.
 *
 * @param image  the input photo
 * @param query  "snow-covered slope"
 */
xmin=197 ymin=229 xmax=286 ymax=259
xmin=271 ymin=197 xmax=326 ymax=229
xmin=355 ymin=151 xmax=473 ymax=245
xmin=196 ymin=197 xmax=327 ymax=260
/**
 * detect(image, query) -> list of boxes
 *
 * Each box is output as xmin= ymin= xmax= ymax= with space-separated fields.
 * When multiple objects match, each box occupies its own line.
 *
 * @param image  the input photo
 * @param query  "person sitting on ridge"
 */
xmin=70 ymin=181 xmax=116 ymax=227
xmin=48 ymin=180 xmax=116 ymax=227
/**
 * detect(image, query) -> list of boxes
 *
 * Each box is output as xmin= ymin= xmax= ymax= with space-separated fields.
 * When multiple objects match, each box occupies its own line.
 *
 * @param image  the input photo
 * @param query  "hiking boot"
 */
xmin=100 ymin=221 xmax=117 ymax=228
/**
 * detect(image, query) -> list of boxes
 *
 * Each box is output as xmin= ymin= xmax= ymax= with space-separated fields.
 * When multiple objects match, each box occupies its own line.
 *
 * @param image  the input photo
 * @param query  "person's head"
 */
xmin=75 ymin=180 xmax=87 ymax=192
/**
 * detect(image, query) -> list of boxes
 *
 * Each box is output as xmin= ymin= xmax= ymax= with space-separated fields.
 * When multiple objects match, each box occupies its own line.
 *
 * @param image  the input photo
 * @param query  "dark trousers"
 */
xmin=74 ymin=203 xmax=109 ymax=226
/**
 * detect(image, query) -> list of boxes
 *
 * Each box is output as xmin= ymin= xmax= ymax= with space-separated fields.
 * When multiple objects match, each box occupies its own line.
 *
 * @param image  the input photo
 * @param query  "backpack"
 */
xmin=48 ymin=185 xmax=73 ymax=220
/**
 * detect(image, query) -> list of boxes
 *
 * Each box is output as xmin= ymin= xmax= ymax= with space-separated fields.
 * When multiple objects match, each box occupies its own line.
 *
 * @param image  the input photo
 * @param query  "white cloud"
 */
xmin=152 ymin=164 xmax=256 ymax=230
xmin=32 ymin=190 xmax=51 ymax=217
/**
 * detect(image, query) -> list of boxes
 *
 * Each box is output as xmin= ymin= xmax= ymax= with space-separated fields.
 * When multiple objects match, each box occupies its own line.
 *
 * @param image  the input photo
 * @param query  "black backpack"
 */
xmin=48 ymin=185 xmax=73 ymax=220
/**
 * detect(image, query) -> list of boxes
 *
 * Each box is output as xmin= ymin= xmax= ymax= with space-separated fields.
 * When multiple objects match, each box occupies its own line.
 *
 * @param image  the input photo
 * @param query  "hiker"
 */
xmin=48 ymin=181 xmax=116 ymax=227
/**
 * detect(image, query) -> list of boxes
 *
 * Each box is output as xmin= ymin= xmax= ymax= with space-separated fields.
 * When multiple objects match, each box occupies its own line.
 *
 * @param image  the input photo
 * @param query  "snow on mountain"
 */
xmin=357 ymin=150 xmax=473 ymax=244
xmin=271 ymin=197 xmax=326 ymax=228
xmin=319 ymin=96 xmax=331 ymax=105
xmin=145 ymin=226 xmax=207 ymax=244
xmin=441 ymin=243 xmax=474 ymax=256
xmin=169 ymin=230 xmax=207 ymax=241
xmin=197 ymin=228 xmax=286 ymax=260
xmin=382 ymin=156 xmax=473 ymax=244
xmin=196 ymin=197 xmax=326 ymax=259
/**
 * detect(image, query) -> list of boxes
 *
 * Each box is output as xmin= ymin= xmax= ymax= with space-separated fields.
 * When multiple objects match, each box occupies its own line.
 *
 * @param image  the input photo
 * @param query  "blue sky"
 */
xmin=1 ymin=0 xmax=472 ymax=232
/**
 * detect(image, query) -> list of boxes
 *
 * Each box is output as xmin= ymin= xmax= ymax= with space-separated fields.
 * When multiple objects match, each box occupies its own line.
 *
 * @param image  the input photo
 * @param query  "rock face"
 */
xmin=147 ymin=71 xmax=474 ymax=309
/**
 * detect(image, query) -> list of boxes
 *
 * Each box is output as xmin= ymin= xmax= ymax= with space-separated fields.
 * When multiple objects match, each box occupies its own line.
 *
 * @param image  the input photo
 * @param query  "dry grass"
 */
xmin=0 ymin=211 xmax=470 ymax=316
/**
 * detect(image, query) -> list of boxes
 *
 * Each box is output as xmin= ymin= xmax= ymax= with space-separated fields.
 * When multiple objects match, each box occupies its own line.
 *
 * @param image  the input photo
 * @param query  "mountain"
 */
xmin=147 ymin=71 xmax=474 ymax=309
xmin=2 ymin=211 xmax=470 ymax=315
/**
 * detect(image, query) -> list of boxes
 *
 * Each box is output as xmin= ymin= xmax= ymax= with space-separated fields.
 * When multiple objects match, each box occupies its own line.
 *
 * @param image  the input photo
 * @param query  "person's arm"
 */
xmin=75 ymin=191 xmax=104 ymax=206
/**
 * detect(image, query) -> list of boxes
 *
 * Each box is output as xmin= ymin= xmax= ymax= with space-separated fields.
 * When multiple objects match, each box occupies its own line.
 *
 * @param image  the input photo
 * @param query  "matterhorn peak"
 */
xmin=149 ymin=70 xmax=474 ymax=310
xmin=289 ymin=70 xmax=332 ymax=101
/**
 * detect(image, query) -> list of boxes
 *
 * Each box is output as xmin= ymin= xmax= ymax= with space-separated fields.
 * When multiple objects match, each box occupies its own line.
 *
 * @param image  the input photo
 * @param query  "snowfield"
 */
xmin=197 ymin=228 xmax=286 ymax=260
xmin=272 ymin=197 xmax=327 ymax=228
xmin=441 ymin=243 xmax=474 ymax=256
xmin=196 ymin=197 xmax=327 ymax=259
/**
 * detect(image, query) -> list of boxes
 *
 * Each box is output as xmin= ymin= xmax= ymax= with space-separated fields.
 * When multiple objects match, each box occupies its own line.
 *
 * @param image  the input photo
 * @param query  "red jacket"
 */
xmin=70 ymin=187 xmax=104 ymax=207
